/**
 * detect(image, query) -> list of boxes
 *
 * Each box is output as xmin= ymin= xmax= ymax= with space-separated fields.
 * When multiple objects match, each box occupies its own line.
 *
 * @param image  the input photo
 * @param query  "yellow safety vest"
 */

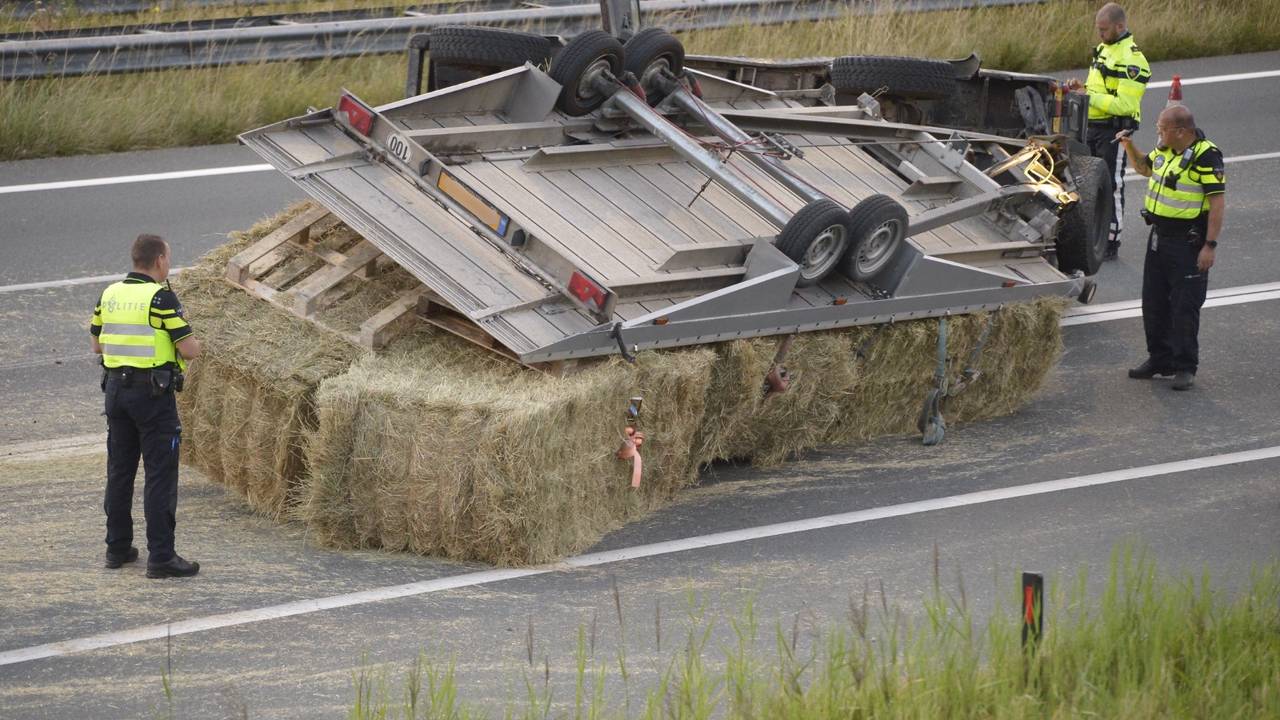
xmin=1144 ymin=139 xmax=1220 ymax=221
xmin=98 ymin=281 xmax=178 ymax=369
xmin=1085 ymin=34 xmax=1150 ymax=122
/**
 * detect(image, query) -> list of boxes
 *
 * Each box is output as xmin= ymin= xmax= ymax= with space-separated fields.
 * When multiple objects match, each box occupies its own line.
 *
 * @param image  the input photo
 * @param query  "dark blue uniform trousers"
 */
xmin=104 ymin=374 xmax=182 ymax=563
xmin=1142 ymin=228 xmax=1209 ymax=374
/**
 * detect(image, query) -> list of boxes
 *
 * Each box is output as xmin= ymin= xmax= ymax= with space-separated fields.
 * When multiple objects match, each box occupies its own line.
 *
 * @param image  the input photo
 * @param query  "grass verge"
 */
xmin=3 ymin=0 xmax=1279 ymax=161
xmin=340 ymin=548 xmax=1279 ymax=718
xmin=1 ymin=0 xmax=439 ymax=34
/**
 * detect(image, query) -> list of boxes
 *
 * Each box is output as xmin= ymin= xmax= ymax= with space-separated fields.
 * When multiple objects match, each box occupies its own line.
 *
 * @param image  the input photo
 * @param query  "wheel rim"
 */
xmin=574 ymin=57 xmax=615 ymax=104
xmin=638 ymin=57 xmax=672 ymax=97
xmin=801 ymin=223 xmax=848 ymax=280
xmin=855 ymin=218 xmax=902 ymax=276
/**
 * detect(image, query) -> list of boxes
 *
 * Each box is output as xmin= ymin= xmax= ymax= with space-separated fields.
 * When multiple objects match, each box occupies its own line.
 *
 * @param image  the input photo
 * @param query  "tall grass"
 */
xmin=1 ymin=0 xmax=443 ymax=34
xmin=0 ymin=56 xmax=403 ymax=159
xmin=3 ymin=0 xmax=1278 ymax=161
xmin=344 ymin=549 xmax=1280 ymax=718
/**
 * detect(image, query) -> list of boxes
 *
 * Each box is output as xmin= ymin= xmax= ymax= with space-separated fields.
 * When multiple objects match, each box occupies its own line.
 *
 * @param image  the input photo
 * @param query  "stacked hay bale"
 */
xmin=178 ymin=205 xmax=1065 ymax=565
xmin=177 ymin=206 xmax=363 ymax=516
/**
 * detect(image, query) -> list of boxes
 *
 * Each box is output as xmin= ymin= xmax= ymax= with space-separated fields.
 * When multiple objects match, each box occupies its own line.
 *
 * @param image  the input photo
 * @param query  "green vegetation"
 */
xmin=3 ymin=0 xmax=1279 ymax=161
xmin=341 ymin=550 xmax=1280 ymax=718
xmin=1 ymin=0 xmax=437 ymax=34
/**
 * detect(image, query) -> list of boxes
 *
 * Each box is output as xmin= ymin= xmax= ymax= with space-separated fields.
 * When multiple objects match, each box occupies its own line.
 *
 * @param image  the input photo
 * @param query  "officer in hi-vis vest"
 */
xmin=1065 ymin=3 xmax=1151 ymax=260
xmin=90 ymin=234 xmax=203 ymax=577
xmin=1118 ymin=105 xmax=1225 ymax=391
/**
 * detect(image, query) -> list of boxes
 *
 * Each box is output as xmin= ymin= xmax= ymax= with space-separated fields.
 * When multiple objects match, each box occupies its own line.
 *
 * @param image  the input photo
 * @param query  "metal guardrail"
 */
xmin=2 ymin=0 xmax=581 ymax=40
xmin=1 ymin=0 xmax=1044 ymax=80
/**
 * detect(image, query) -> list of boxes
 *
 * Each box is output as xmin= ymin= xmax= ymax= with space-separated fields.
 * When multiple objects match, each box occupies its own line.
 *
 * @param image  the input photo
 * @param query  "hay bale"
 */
xmin=183 ymin=204 xmax=1066 ymax=564
xmin=176 ymin=203 xmax=363 ymax=517
xmin=299 ymin=331 xmax=716 ymax=565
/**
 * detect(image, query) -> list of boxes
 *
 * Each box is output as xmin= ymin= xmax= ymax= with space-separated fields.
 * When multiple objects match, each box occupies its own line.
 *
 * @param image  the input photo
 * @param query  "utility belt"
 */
xmin=102 ymin=365 xmax=185 ymax=395
xmin=1088 ymin=117 xmax=1139 ymax=130
xmin=1142 ymin=215 xmax=1204 ymax=252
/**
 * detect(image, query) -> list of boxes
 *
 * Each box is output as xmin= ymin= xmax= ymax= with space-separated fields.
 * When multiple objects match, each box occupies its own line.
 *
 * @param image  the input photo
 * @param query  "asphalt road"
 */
xmin=0 ymin=50 xmax=1277 ymax=718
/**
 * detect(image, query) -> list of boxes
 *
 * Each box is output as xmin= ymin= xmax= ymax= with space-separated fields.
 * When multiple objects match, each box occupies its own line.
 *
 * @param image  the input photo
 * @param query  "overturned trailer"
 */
xmin=238 ymin=23 xmax=1106 ymax=371
xmin=189 ymin=10 xmax=1112 ymax=562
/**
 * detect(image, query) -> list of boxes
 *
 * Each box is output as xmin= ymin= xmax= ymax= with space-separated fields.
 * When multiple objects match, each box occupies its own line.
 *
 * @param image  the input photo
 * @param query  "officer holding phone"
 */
xmin=90 ymin=234 xmax=203 ymax=577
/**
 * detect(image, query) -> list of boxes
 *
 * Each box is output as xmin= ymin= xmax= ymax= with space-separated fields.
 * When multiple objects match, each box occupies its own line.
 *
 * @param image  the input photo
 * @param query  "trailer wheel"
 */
xmin=829 ymin=56 xmax=956 ymax=100
xmin=777 ymin=198 xmax=854 ymax=287
xmin=428 ymin=26 xmax=554 ymax=90
xmin=1056 ymin=154 xmax=1112 ymax=276
xmin=549 ymin=30 xmax=624 ymax=116
xmin=623 ymin=28 xmax=685 ymax=103
xmin=842 ymin=194 xmax=909 ymax=282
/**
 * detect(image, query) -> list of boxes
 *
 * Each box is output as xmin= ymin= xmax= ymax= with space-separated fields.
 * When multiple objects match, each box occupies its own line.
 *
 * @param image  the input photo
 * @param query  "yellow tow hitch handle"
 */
xmin=984 ymin=143 xmax=1079 ymax=207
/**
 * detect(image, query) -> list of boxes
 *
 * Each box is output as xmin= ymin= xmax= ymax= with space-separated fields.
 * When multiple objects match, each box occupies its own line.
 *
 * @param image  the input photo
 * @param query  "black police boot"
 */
xmin=1128 ymin=360 xmax=1173 ymax=379
xmin=146 ymin=554 xmax=200 ymax=579
xmin=104 ymin=546 xmax=138 ymax=569
xmin=1172 ymin=371 xmax=1196 ymax=391
xmin=1104 ymin=240 xmax=1120 ymax=260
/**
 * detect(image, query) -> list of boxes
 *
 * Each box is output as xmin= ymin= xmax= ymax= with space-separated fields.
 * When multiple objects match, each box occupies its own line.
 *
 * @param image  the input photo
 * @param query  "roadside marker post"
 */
xmin=1022 ymin=571 xmax=1044 ymax=648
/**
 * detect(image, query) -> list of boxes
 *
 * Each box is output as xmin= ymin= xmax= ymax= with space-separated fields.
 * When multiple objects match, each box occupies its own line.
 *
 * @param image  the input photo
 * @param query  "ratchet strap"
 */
xmin=617 ymin=426 xmax=645 ymax=488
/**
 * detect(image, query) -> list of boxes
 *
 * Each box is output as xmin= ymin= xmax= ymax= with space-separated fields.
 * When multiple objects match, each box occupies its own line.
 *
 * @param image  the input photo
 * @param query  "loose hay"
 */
xmin=180 ymin=205 xmax=1067 ymax=564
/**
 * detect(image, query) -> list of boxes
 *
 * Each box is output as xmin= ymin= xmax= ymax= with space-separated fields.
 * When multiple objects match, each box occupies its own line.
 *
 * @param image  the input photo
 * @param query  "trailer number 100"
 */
xmin=386 ymin=132 xmax=412 ymax=164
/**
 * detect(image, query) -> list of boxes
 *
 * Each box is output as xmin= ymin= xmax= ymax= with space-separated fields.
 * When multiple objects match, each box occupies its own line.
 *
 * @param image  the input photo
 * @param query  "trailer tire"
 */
xmin=1056 ymin=154 xmax=1112 ymax=276
xmin=623 ymin=28 xmax=685 ymax=103
xmin=842 ymin=194 xmax=909 ymax=282
xmin=830 ymin=56 xmax=956 ymax=100
xmin=777 ymin=198 xmax=854 ymax=287
xmin=429 ymin=25 xmax=553 ymax=76
xmin=550 ymin=30 xmax=625 ymax=116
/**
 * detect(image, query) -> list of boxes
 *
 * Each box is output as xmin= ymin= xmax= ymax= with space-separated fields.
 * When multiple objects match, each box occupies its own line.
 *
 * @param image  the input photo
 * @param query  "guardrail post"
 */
xmin=600 ymin=0 xmax=642 ymax=39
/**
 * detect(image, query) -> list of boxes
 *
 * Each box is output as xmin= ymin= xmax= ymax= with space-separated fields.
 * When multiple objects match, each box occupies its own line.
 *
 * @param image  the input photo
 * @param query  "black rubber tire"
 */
xmin=430 ymin=64 xmax=486 ymax=91
xmin=776 ymin=198 xmax=855 ymax=287
xmin=429 ymin=26 xmax=553 ymax=72
xmin=841 ymin=194 xmax=910 ymax=283
xmin=549 ymin=30 xmax=624 ymax=116
xmin=623 ymin=28 xmax=685 ymax=103
xmin=830 ymin=55 xmax=957 ymax=100
xmin=1057 ymin=154 xmax=1112 ymax=276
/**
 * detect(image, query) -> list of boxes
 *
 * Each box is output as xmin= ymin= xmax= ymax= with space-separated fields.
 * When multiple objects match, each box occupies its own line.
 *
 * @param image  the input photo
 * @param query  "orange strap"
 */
xmin=617 ymin=427 xmax=645 ymax=488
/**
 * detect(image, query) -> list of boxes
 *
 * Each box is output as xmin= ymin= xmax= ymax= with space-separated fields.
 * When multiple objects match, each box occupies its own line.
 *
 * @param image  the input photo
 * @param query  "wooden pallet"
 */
xmin=223 ymin=207 xmax=581 ymax=373
xmin=224 ymin=206 xmax=425 ymax=350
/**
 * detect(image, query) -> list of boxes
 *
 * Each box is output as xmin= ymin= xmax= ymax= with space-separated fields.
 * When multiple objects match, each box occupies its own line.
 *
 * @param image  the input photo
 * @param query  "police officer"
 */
xmin=90 ymin=234 xmax=202 ymax=577
xmin=1066 ymin=3 xmax=1151 ymax=260
xmin=1119 ymin=105 xmax=1225 ymax=391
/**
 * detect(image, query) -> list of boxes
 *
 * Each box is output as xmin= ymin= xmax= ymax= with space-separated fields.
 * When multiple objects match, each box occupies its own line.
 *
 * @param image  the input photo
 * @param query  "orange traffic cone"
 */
xmin=1166 ymin=74 xmax=1183 ymax=106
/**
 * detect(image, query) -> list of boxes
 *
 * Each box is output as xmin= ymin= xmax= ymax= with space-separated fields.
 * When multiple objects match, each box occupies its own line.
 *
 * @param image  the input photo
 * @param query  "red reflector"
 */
xmin=1002 ymin=280 xmax=1017 ymax=288
xmin=568 ymin=271 xmax=607 ymax=311
xmin=832 ymin=296 xmax=847 ymax=306
xmin=653 ymin=316 xmax=669 ymax=326
xmin=338 ymin=94 xmax=374 ymax=136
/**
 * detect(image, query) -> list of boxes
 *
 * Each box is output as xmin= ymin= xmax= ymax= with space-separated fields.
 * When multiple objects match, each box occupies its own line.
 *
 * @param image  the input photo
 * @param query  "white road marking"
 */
xmin=1062 ymin=281 xmax=1280 ymax=326
xmin=1125 ymin=151 xmax=1280 ymax=182
xmin=1 ymin=444 xmax=1278 ymax=667
xmin=0 ymin=164 xmax=274 ymax=195
xmin=1148 ymin=69 xmax=1280 ymax=88
xmin=0 ymin=268 xmax=186 ymax=294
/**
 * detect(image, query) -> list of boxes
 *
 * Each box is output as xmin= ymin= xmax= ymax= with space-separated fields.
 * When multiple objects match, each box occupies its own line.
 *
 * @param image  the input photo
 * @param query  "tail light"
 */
xmin=337 ymin=93 xmax=374 ymax=136
xmin=568 ymin=271 xmax=608 ymax=312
